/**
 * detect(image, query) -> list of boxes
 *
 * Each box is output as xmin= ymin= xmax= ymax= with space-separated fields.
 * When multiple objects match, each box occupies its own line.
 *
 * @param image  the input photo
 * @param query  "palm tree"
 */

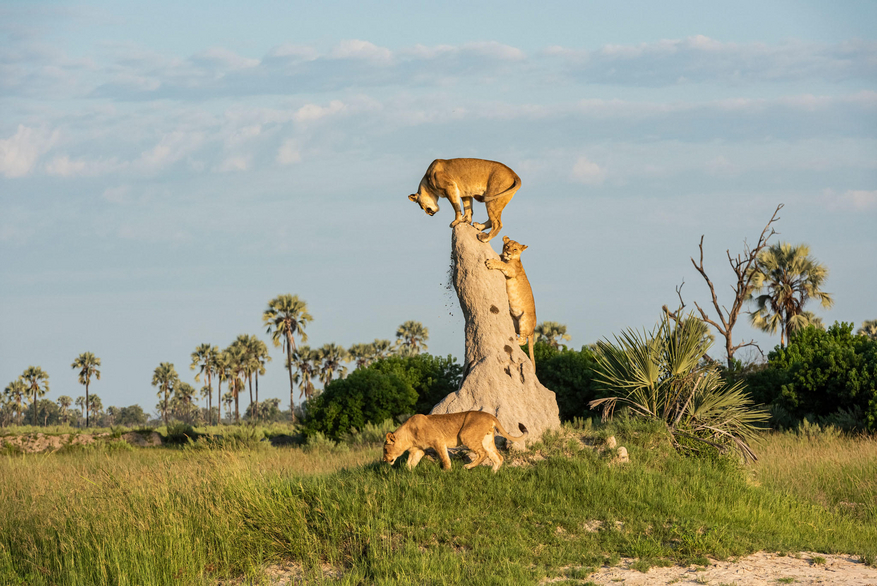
xmin=4 ymin=380 xmax=27 ymax=425
xmin=395 ymin=321 xmax=429 ymax=355
xmin=290 ymin=346 xmax=320 ymax=401
xmin=152 ymin=362 xmax=179 ymax=426
xmin=57 ymin=395 xmax=73 ymax=425
xmin=75 ymin=396 xmax=86 ymax=423
xmin=225 ymin=344 xmax=248 ymax=423
xmin=534 ymin=321 xmax=572 ymax=349
xmin=221 ymin=392 xmax=234 ymax=423
xmin=858 ymin=320 xmax=877 ymax=340
xmin=21 ymin=366 xmax=50 ymax=426
xmin=71 ymin=352 xmax=100 ymax=427
xmin=250 ymin=337 xmax=271 ymax=422
xmin=590 ymin=312 xmax=769 ymax=461
xmin=263 ymin=294 xmax=312 ymax=422
xmin=190 ymin=344 xmax=218 ymax=425
xmin=371 ymin=339 xmax=393 ymax=361
xmin=174 ymin=382 xmax=196 ymax=424
xmin=199 ymin=385 xmax=211 ymax=422
xmin=747 ymin=242 xmax=834 ymax=347
xmin=318 ymin=343 xmax=349 ymax=387
xmin=87 ymin=394 xmax=103 ymax=425
xmin=211 ymin=351 xmax=230 ymax=425
xmin=348 ymin=343 xmax=375 ymax=369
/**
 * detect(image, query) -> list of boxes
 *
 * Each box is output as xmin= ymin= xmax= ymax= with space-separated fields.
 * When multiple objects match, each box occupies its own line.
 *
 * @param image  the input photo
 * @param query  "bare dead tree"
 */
xmin=676 ymin=204 xmax=783 ymax=369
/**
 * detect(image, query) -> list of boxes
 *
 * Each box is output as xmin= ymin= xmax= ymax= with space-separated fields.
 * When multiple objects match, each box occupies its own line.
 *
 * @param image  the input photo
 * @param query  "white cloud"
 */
xmin=191 ymin=47 xmax=259 ymax=70
xmin=570 ymin=156 xmax=606 ymax=185
xmin=276 ymin=139 xmax=301 ymax=165
xmin=44 ymin=155 xmax=122 ymax=177
xmin=329 ymin=40 xmax=392 ymax=63
xmin=294 ymin=100 xmax=346 ymax=123
xmin=0 ymin=125 xmax=58 ymax=177
xmin=215 ymin=155 xmax=250 ymax=173
xmin=136 ymin=131 xmax=204 ymax=171
xmin=823 ymin=188 xmax=877 ymax=211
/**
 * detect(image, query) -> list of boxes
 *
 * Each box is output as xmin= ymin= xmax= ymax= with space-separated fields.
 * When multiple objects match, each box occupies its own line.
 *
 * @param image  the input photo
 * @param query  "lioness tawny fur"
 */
xmin=383 ymin=411 xmax=528 ymax=472
xmin=408 ymin=158 xmax=521 ymax=242
xmin=485 ymin=236 xmax=537 ymax=364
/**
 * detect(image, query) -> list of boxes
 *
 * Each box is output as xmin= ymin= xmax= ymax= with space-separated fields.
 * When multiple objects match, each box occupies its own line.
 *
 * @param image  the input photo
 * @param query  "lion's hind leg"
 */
xmin=483 ymin=433 xmax=505 ymax=472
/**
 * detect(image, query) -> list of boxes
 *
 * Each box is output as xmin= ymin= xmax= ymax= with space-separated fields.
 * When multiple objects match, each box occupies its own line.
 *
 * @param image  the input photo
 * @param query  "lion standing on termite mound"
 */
xmin=383 ymin=411 xmax=528 ymax=472
xmin=407 ymin=158 xmax=521 ymax=242
xmin=485 ymin=236 xmax=537 ymax=364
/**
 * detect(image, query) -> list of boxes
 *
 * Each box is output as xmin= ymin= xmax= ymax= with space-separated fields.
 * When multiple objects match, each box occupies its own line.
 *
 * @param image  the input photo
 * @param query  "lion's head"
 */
xmin=500 ymin=235 xmax=528 ymax=261
xmin=383 ymin=431 xmax=406 ymax=465
xmin=408 ymin=180 xmax=440 ymax=216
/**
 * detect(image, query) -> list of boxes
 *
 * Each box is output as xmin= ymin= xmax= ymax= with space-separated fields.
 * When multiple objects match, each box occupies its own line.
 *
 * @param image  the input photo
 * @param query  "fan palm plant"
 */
xmin=589 ymin=313 xmax=769 ymax=461
xmin=263 ymin=294 xmax=312 ymax=421
xmin=747 ymin=242 xmax=834 ymax=347
xmin=151 ymin=362 xmax=179 ymax=426
xmin=21 ymin=366 xmax=50 ymax=426
xmin=71 ymin=352 xmax=100 ymax=427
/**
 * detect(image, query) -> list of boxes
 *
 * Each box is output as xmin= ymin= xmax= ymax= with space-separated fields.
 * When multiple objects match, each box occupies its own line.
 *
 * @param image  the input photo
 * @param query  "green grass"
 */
xmin=1 ymin=421 xmax=875 ymax=585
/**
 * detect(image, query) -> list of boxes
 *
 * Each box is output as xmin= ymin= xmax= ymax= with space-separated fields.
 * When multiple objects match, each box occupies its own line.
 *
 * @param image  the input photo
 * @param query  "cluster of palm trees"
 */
xmin=147 ymin=295 xmax=432 ymax=426
xmin=1 ymin=353 xmax=102 ymax=427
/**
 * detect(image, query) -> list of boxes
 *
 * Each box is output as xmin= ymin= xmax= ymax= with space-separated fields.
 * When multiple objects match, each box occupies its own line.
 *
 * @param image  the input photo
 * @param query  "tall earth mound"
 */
xmin=430 ymin=223 xmax=561 ymax=444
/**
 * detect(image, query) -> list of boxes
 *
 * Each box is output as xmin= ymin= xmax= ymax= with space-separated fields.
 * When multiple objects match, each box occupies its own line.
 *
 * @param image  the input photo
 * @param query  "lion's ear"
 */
xmin=385 ymin=432 xmax=395 ymax=444
xmin=408 ymin=194 xmax=417 ymax=202
xmin=521 ymin=244 xmax=528 ymax=250
xmin=503 ymin=235 xmax=510 ymax=243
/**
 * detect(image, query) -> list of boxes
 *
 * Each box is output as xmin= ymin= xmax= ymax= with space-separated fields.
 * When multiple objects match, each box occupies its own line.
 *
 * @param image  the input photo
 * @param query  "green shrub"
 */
xmin=366 ymin=353 xmax=462 ymax=413
xmin=746 ymin=322 xmax=877 ymax=430
xmin=304 ymin=369 xmax=417 ymax=440
xmin=531 ymin=342 xmax=605 ymax=421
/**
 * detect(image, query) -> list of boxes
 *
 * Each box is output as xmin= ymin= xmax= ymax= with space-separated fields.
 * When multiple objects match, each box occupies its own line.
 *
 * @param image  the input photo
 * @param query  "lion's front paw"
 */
xmin=471 ymin=222 xmax=485 ymax=230
xmin=485 ymin=259 xmax=497 ymax=269
xmin=450 ymin=218 xmax=464 ymax=228
xmin=477 ymin=232 xmax=491 ymax=242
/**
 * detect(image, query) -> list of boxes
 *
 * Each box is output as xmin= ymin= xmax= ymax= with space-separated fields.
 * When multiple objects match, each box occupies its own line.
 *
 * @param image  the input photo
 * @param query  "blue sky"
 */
xmin=2 ymin=1 xmax=875 ymax=414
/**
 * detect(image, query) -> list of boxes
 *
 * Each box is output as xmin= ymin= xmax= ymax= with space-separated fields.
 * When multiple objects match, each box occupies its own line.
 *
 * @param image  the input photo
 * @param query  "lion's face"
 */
xmin=383 ymin=432 xmax=405 ymax=465
xmin=500 ymin=235 xmax=527 ymax=261
xmin=408 ymin=183 xmax=439 ymax=216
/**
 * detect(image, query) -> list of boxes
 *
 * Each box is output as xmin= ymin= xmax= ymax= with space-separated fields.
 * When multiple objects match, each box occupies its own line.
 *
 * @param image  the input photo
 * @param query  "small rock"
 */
xmin=605 ymin=436 xmax=617 ymax=449
xmin=611 ymin=446 xmax=630 ymax=465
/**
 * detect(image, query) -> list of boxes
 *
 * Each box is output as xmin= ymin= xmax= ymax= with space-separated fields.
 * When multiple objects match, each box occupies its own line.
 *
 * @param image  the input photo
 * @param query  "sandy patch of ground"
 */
xmin=572 ymin=552 xmax=877 ymax=585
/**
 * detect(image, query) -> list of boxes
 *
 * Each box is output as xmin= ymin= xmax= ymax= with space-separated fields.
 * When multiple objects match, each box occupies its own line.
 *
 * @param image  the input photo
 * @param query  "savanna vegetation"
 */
xmin=3 ymin=223 xmax=876 ymax=584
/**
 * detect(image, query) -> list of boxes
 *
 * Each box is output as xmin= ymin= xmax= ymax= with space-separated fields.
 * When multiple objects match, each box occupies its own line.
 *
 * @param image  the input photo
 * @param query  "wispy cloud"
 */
xmin=822 ymin=188 xmax=877 ymax=211
xmin=0 ymin=125 xmax=59 ymax=177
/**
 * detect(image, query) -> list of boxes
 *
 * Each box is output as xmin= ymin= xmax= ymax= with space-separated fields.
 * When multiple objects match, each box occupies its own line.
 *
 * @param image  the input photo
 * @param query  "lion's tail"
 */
xmin=528 ymin=334 xmax=535 ymax=369
xmin=482 ymin=172 xmax=522 ymax=202
xmin=494 ymin=419 xmax=529 ymax=445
